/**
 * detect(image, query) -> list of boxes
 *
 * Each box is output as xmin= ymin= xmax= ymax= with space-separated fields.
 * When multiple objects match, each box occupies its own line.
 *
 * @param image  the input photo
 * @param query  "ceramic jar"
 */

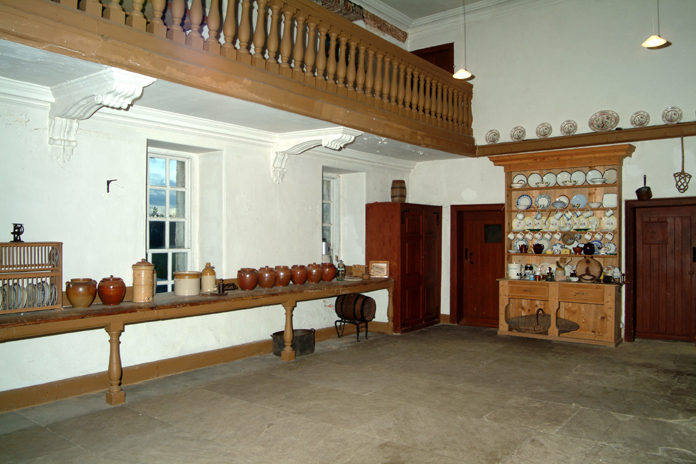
xmin=258 ymin=267 xmax=276 ymax=289
xmin=291 ymin=265 xmax=308 ymax=285
xmin=237 ymin=268 xmax=258 ymax=291
xmin=132 ymin=259 xmax=155 ymax=303
xmin=65 ymin=278 xmax=97 ymax=308
xmin=274 ymin=266 xmax=291 ymax=287
xmin=97 ymin=275 xmax=126 ymax=306
xmin=322 ymin=262 xmax=337 ymax=281
xmin=174 ymin=271 xmax=201 ymax=296
xmin=533 ymin=243 xmax=544 ymax=255
xmin=583 ymin=242 xmax=595 ymax=255
xmin=201 ymin=262 xmax=217 ymax=293
xmin=307 ymin=263 xmax=323 ymax=283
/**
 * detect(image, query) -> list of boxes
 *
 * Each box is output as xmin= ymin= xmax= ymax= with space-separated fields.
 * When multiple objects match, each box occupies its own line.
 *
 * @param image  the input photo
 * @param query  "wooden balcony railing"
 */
xmin=0 ymin=0 xmax=475 ymax=156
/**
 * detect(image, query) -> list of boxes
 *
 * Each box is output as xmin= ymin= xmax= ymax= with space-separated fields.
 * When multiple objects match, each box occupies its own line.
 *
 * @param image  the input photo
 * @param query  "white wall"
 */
xmin=407 ymin=0 xmax=696 ymax=316
xmin=0 ymin=87 xmax=399 ymax=392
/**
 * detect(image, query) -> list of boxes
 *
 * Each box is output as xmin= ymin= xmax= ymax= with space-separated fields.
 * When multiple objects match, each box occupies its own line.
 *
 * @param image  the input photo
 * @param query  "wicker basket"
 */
xmin=506 ymin=308 xmax=579 ymax=335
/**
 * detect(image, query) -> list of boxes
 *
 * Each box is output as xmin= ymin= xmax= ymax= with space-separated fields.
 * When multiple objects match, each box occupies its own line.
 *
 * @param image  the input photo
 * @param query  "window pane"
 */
xmin=149 ymin=222 xmax=166 ymax=249
xmin=169 ymin=159 xmax=186 ymax=188
xmin=322 ymin=226 xmax=331 ymax=243
xmin=172 ymin=253 xmax=187 ymax=278
xmin=156 ymin=284 xmax=168 ymax=293
xmin=149 ymin=189 xmax=166 ymax=217
xmin=169 ymin=191 xmax=185 ymax=218
xmin=152 ymin=253 xmax=168 ymax=281
xmin=322 ymin=203 xmax=331 ymax=225
xmin=149 ymin=157 xmax=166 ymax=187
xmin=322 ymin=179 xmax=331 ymax=201
xmin=169 ymin=222 xmax=186 ymax=249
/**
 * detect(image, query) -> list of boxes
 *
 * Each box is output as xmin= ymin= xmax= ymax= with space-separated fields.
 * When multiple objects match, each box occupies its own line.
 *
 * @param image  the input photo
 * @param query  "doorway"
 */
xmin=450 ymin=205 xmax=505 ymax=327
xmin=625 ymin=198 xmax=696 ymax=342
xmin=411 ymin=43 xmax=454 ymax=74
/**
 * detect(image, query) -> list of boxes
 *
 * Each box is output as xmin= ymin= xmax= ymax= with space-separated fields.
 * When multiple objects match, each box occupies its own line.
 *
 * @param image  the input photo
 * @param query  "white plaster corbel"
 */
xmin=271 ymin=127 xmax=362 ymax=183
xmin=48 ymin=69 xmax=156 ymax=162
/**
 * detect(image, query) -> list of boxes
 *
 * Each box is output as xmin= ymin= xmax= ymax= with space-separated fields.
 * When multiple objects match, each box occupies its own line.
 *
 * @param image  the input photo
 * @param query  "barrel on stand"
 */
xmin=334 ymin=294 xmax=376 ymax=341
xmin=391 ymin=180 xmax=406 ymax=203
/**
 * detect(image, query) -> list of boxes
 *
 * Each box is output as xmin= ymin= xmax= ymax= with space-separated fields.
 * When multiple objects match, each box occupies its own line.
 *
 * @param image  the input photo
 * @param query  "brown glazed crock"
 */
xmin=237 ymin=268 xmax=258 ymax=291
xmin=97 ymin=275 xmax=126 ymax=306
xmin=307 ymin=263 xmax=323 ymax=283
xmin=258 ymin=267 xmax=276 ymax=289
xmin=274 ymin=266 xmax=291 ymax=287
xmin=321 ymin=262 xmax=337 ymax=281
xmin=291 ymin=265 xmax=308 ymax=285
xmin=65 ymin=278 xmax=97 ymax=308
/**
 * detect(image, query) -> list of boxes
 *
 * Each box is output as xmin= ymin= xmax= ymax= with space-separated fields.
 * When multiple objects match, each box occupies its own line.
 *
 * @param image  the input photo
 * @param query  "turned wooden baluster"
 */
xmin=251 ymin=0 xmax=269 ymax=68
xmin=127 ymin=0 xmax=147 ymax=31
xmin=105 ymin=322 xmax=125 ymax=405
xmin=345 ymin=37 xmax=357 ymax=95
xmin=381 ymin=55 xmax=391 ymax=104
xmin=417 ymin=72 xmax=425 ymax=117
xmin=389 ymin=59 xmax=399 ymax=109
xmin=467 ymin=93 xmax=474 ymax=135
xmin=292 ymin=11 xmax=307 ymax=80
xmin=458 ymin=92 xmax=465 ymax=133
xmin=204 ymin=0 xmax=222 ymax=54
xmin=304 ymin=17 xmax=318 ymax=82
xmin=364 ymin=46 xmax=374 ymax=100
xmin=279 ymin=5 xmax=295 ymax=76
xmin=167 ymin=0 xmax=186 ymax=43
xmin=314 ymin=23 xmax=329 ymax=85
xmin=424 ymin=75 xmax=432 ymax=120
xmin=186 ymin=0 xmax=204 ymax=48
xmin=265 ymin=1 xmax=281 ymax=71
xmin=443 ymin=85 xmax=450 ymax=127
xmin=411 ymin=68 xmax=420 ymax=118
xmin=103 ymin=0 xmax=125 ymax=24
xmin=236 ymin=0 xmax=252 ymax=62
xmin=435 ymin=81 xmax=443 ymax=124
xmin=79 ymin=0 xmax=103 ymax=18
xmin=355 ymin=42 xmax=366 ymax=95
xmin=336 ymin=34 xmax=349 ymax=91
xmin=326 ymin=29 xmax=338 ymax=85
xmin=403 ymin=66 xmax=412 ymax=113
xmin=448 ymin=87 xmax=455 ymax=129
xmin=222 ymin=0 xmax=237 ymax=59
xmin=373 ymin=50 xmax=383 ymax=106
xmin=452 ymin=89 xmax=459 ymax=131
xmin=396 ymin=63 xmax=405 ymax=110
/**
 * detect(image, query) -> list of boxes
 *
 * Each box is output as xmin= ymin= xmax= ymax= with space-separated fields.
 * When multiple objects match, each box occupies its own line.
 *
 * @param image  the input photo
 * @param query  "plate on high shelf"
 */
xmin=571 ymin=170 xmax=586 ymax=186
xmin=49 ymin=247 xmax=60 ymax=267
xmin=512 ymin=173 xmax=527 ymax=186
xmin=588 ymin=216 xmax=600 ymax=231
xmin=560 ymin=120 xmax=578 ymax=136
xmin=537 ymin=239 xmax=551 ymax=253
xmin=601 ymin=216 xmax=618 ymax=230
xmin=547 ymin=217 xmax=559 ymax=231
xmin=524 ymin=216 xmax=535 ymax=230
xmin=630 ymin=111 xmax=650 ymax=128
xmin=602 ymin=193 xmax=618 ymax=208
xmin=535 ymin=194 xmax=551 ymax=209
xmin=605 ymin=242 xmax=617 ymax=254
xmin=570 ymin=194 xmax=588 ymax=208
xmin=542 ymin=172 xmax=557 ymax=187
xmin=528 ymin=173 xmax=543 ymax=188
xmin=556 ymin=171 xmax=572 ymax=185
xmin=512 ymin=218 xmax=525 ymax=231
xmin=589 ymin=110 xmax=620 ymax=132
xmin=536 ymin=123 xmax=552 ymax=138
xmin=510 ymin=126 xmax=526 ymax=141
xmin=516 ymin=194 xmax=533 ymax=210
xmin=552 ymin=242 xmax=564 ymax=254
xmin=585 ymin=169 xmax=603 ymax=184
xmin=556 ymin=195 xmax=570 ymax=208
xmin=603 ymin=168 xmax=617 ymax=184
xmin=662 ymin=107 xmax=682 ymax=125
xmin=485 ymin=129 xmax=501 ymax=144
xmin=513 ymin=238 xmax=529 ymax=252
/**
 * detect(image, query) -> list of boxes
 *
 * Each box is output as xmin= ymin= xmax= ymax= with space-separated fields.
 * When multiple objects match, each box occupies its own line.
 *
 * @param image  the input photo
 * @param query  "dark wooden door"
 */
xmin=451 ymin=207 xmax=505 ymax=327
xmin=635 ymin=205 xmax=696 ymax=341
xmin=423 ymin=209 xmax=442 ymax=323
xmin=411 ymin=43 xmax=454 ymax=74
xmin=401 ymin=209 xmax=425 ymax=327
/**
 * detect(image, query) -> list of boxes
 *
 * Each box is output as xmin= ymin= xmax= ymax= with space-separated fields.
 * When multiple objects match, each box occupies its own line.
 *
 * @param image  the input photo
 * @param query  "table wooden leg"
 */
xmin=105 ymin=321 xmax=125 ymax=405
xmin=386 ymin=283 xmax=394 ymax=334
xmin=281 ymin=301 xmax=296 ymax=361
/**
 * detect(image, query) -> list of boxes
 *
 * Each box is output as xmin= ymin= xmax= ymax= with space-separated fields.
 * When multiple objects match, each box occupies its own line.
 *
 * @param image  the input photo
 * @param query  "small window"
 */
xmin=322 ymin=173 xmax=339 ymax=259
xmin=147 ymin=153 xmax=191 ymax=292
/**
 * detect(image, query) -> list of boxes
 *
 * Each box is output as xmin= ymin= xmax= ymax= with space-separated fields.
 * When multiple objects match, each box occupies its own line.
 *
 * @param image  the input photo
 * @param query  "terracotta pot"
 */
xmin=258 ymin=267 xmax=276 ymax=289
xmin=291 ymin=265 xmax=308 ymax=285
xmin=237 ymin=268 xmax=258 ymax=291
xmin=573 ymin=246 xmax=584 ymax=255
xmin=65 ymin=278 xmax=97 ymax=308
xmin=307 ymin=263 xmax=323 ymax=284
xmin=274 ymin=266 xmax=291 ymax=287
xmin=97 ymin=275 xmax=126 ymax=306
xmin=321 ymin=262 xmax=337 ymax=281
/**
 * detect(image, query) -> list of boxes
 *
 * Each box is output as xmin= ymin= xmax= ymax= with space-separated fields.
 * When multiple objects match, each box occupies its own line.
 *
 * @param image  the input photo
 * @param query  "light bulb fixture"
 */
xmin=642 ymin=0 xmax=667 ymax=48
xmin=453 ymin=0 xmax=472 ymax=80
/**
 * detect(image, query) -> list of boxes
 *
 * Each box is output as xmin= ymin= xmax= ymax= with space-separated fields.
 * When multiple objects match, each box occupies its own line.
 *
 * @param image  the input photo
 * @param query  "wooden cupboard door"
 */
xmin=401 ymin=209 xmax=425 ymax=327
xmin=423 ymin=209 xmax=442 ymax=322
xmin=636 ymin=205 xmax=696 ymax=341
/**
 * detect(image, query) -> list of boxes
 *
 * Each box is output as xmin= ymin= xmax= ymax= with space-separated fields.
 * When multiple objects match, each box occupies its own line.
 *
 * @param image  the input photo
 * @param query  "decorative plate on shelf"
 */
xmin=570 ymin=194 xmax=588 ymax=208
xmin=605 ymin=242 xmax=617 ymax=254
xmin=588 ymin=216 xmax=600 ymax=231
xmin=537 ymin=239 xmax=551 ymax=253
xmin=590 ymin=240 xmax=603 ymax=254
xmin=630 ymin=111 xmax=650 ymax=128
xmin=512 ymin=173 xmax=527 ymax=186
xmin=557 ymin=171 xmax=572 ymax=185
xmin=556 ymin=195 xmax=570 ymax=208
xmin=528 ymin=173 xmax=543 ymax=188
xmin=516 ymin=194 xmax=533 ymax=210
xmin=512 ymin=218 xmax=525 ymax=231
xmin=485 ymin=129 xmax=501 ymax=144
xmin=571 ymin=170 xmax=586 ymax=186
xmin=552 ymin=242 xmax=564 ymax=254
xmin=510 ymin=126 xmax=526 ymax=141
xmin=601 ymin=216 xmax=618 ymax=230
xmin=560 ymin=120 xmax=578 ymax=136
xmin=585 ymin=169 xmax=603 ymax=184
xmin=577 ymin=216 xmax=590 ymax=229
xmin=589 ymin=110 xmax=620 ymax=132
xmin=542 ymin=172 xmax=557 ymax=187
xmin=547 ymin=217 xmax=559 ymax=231
xmin=535 ymin=194 xmax=551 ymax=209
xmin=602 ymin=193 xmax=618 ymax=208
xmin=513 ymin=238 xmax=529 ymax=252
xmin=603 ymin=168 xmax=617 ymax=184
xmin=524 ymin=216 xmax=535 ymax=230
xmin=536 ymin=123 xmax=552 ymax=138
xmin=662 ymin=107 xmax=682 ymax=125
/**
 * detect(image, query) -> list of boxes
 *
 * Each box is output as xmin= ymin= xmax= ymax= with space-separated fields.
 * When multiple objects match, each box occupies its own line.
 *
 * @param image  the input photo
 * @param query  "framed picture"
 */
xmin=368 ymin=261 xmax=389 ymax=278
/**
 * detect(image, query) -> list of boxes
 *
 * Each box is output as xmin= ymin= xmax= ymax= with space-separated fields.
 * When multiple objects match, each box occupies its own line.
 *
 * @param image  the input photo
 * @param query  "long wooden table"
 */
xmin=0 ymin=278 xmax=394 ymax=405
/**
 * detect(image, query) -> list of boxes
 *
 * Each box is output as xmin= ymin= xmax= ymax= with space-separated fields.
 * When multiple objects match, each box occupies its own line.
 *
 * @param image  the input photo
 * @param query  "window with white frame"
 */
xmin=322 ymin=173 xmax=339 ymax=260
xmin=147 ymin=151 xmax=191 ymax=292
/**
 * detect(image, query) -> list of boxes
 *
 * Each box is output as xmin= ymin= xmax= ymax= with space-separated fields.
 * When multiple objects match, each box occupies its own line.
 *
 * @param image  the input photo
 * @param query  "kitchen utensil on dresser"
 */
xmin=201 ymin=262 xmax=217 ymax=293
xmin=674 ymin=136 xmax=692 ymax=193
xmin=636 ymin=175 xmax=653 ymax=200
xmin=576 ymin=256 xmax=603 ymax=283
xmin=132 ymin=259 xmax=155 ymax=303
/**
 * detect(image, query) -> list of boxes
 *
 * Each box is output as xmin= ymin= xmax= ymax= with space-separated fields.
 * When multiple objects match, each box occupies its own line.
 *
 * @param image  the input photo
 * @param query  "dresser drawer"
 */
xmin=508 ymin=282 xmax=549 ymax=300
xmin=559 ymin=285 xmax=605 ymax=303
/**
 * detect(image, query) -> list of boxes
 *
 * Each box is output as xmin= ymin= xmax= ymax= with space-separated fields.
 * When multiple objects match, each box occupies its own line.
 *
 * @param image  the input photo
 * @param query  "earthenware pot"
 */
xmin=132 ymin=259 xmax=154 ymax=303
xmin=97 ymin=275 xmax=126 ymax=306
xmin=291 ymin=265 xmax=308 ymax=285
xmin=258 ymin=267 xmax=276 ymax=289
xmin=307 ymin=263 xmax=323 ymax=283
xmin=65 ymin=278 xmax=97 ymax=308
xmin=583 ymin=242 xmax=595 ymax=255
xmin=237 ymin=268 xmax=258 ymax=291
xmin=201 ymin=262 xmax=217 ymax=293
xmin=533 ymin=244 xmax=544 ymax=255
xmin=321 ymin=262 xmax=337 ymax=281
xmin=274 ymin=266 xmax=291 ymax=287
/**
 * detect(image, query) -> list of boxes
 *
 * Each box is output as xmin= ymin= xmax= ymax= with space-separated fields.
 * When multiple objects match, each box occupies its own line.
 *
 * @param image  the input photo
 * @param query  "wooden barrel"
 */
xmin=391 ymin=180 xmax=406 ymax=203
xmin=335 ymin=294 xmax=376 ymax=322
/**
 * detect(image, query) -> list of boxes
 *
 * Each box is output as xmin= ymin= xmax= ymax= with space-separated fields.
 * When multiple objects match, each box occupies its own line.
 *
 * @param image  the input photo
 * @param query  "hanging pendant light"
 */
xmin=642 ymin=0 xmax=667 ymax=48
xmin=453 ymin=0 xmax=472 ymax=79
